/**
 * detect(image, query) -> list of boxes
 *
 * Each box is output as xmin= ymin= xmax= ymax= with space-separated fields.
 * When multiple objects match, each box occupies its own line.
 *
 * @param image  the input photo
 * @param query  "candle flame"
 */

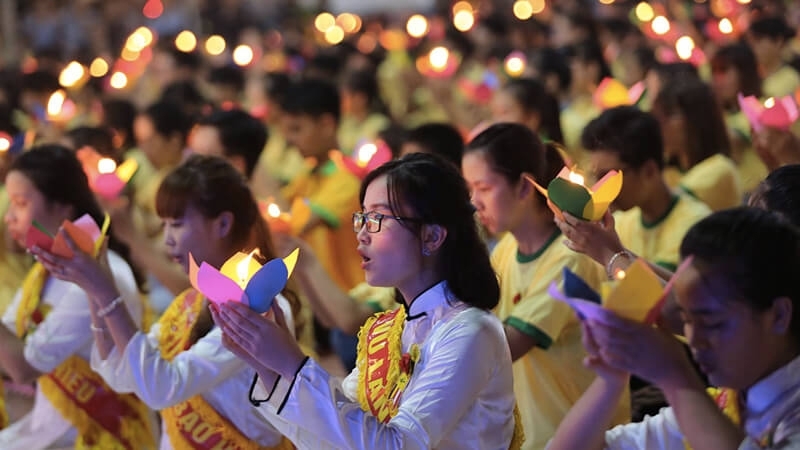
xmin=615 ymin=269 xmax=626 ymax=280
xmin=47 ymin=90 xmax=66 ymax=117
xmin=764 ymin=97 xmax=775 ymax=108
xmin=0 ymin=135 xmax=10 ymax=152
xmin=97 ymin=158 xmax=117 ymax=174
xmin=356 ymin=143 xmax=378 ymax=167
xmin=568 ymin=171 xmax=585 ymax=186
xmin=267 ymin=203 xmax=281 ymax=218
xmin=236 ymin=249 xmax=259 ymax=286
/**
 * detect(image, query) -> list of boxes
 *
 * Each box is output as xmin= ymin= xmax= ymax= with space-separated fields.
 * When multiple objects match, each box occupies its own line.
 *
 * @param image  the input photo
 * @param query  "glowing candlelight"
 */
xmin=429 ymin=46 xmax=450 ymax=71
xmin=47 ymin=90 xmax=66 ymax=118
xmin=356 ymin=143 xmax=378 ymax=168
xmin=567 ymin=171 xmax=585 ymax=186
xmin=407 ymin=14 xmax=429 ymax=38
xmin=97 ymin=158 xmax=117 ymax=174
xmin=0 ymin=133 xmax=11 ymax=152
xmin=651 ymin=16 xmax=670 ymax=35
xmin=764 ymin=97 xmax=775 ymax=108
xmin=504 ymin=51 xmax=526 ymax=77
xmin=718 ymin=18 xmax=733 ymax=34
xmin=236 ymin=249 xmax=258 ymax=288
xmin=233 ymin=45 xmax=254 ymax=66
xmin=267 ymin=203 xmax=282 ymax=219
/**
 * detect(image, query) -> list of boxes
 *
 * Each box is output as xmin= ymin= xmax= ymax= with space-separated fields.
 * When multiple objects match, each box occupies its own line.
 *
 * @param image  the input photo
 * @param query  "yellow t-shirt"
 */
xmin=348 ymin=282 xmax=397 ymax=313
xmin=615 ymin=193 xmax=711 ymax=272
xmin=491 ymin=232 xmax=630 ymax=449
xmin=281 ymin=160 xmax=364 ymax=292
xmin=725 ymin=111 xmax=768 ymax=194
xmin=338 ymin=113 xmax=391 ymax=156
xmin=763 ymin=65 xmax=800 ymax=99
xmin=679 ymin=154 xmax=743 ymax=212
xmin=256 ymin=127 xmax=307 ymax=185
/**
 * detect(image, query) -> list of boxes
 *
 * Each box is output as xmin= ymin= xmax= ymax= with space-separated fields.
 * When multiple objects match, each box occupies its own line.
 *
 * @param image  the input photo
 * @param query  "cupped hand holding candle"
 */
xmin=738 ymin=93 xmax=799 ymax=133
xmin=527 ymin=166 xmax=623 ymax=222
xmin=25 ymin=213 xmax=110 ymax=259
xmin=549 ymin=257 xmax=693 ymax=324
xmin=189 ymin=248 xmax=299 ymax=313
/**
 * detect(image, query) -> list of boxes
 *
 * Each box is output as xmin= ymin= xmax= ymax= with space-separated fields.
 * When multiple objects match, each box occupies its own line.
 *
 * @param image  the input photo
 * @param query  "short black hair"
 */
xmin=280 ymin=78 xmax=341 ymax=123
xmin=405 ymin=123 xmax=464 ymax=168
xmin=749 ymin=16 xmax=796 ymax=41
xmin=142 ymin=101 xmax=193 ymax=145
xmin=681 ymin=207 xmax=800 ymax=342
xmin=196 ymin=109 xmax=267 ymax=179
xmin=581 ymin=106 xmax=664 ymax=170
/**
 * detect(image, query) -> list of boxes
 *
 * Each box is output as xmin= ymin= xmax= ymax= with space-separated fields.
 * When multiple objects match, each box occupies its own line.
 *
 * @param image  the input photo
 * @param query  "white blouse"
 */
xmin=0 ymin=252 xmax=142 ymax=450
xmin=603 ymin=355 xmax=800 ymax=450
xmin=254 ymin=281 xmax=517 ymax=450
xmin=91 ymin=294 xmax=295 ymax=450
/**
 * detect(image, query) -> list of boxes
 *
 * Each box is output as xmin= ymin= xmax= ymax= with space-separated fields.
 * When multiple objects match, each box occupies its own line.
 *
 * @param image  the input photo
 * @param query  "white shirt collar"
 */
xmin=406 ymin=281 xmax=450 ymax=320
xmin=746 ymin=353 xmax=800 ymax=414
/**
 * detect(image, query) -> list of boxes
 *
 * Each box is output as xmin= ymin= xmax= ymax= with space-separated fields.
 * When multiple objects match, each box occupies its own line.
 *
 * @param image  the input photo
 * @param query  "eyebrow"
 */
xmin=363 ymin=203 xmax=392 ymax=211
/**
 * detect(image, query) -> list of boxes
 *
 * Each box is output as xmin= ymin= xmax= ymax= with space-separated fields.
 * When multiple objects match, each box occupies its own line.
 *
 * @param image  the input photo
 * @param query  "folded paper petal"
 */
xmin=243 ymin=248 xmax=299 ymax=313
xmin=584 ymin=171 xmax=623 ymax=221
xmin=549 ymin=178 xmax=592 ymax=218
xmin=25 ymin=224 xmax=54 ymax=251
xmin=562 ymin=267 xmax=602 ymax=304
xmin=738 ymin=94 xmax=763 ymax=133
xmin=761 ymin=97 xmax=799 ymax=130
xmin=548 ymin=281 xmax=615 ymax=322
xmin=196 ymin=262 xmax=245 ymax=306
xmin=603 ymin=259 xmax=663 ymax=321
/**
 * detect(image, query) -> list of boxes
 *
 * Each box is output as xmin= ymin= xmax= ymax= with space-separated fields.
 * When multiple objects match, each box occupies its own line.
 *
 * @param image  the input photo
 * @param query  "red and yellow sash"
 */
xmin=16 ymin=263 xmax=156 ymax=449
xmin=356 ymin=307 xmax=524 ymax=449
xmin=158 ymin=289 xmax=294 ymax=450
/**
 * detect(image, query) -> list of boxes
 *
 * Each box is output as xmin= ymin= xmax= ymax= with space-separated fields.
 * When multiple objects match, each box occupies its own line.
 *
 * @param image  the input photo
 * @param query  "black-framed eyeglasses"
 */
xmin=352 ymin=211 xmax=420 ymax=233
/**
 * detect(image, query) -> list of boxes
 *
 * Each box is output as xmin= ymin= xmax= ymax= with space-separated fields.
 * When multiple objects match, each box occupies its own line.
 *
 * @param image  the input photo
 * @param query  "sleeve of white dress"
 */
xmin=91 ymin=324 xmax=246 ymax=410
xmin=90 ymin=294 xmax=295 ymax=410
xmin=604 ymin=407 xmax=687 ymax=450
xmin=11 ymin=282 xmax=92 ymax=373
xmin=256 ymin=312 xmax=505 ymax=450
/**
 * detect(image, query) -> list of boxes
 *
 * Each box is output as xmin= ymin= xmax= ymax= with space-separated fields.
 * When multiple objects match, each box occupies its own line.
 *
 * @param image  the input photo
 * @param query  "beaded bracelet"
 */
xmin=90 ymin=323 xmax=107 ymax=333
xmin=606 ymin=250 xmax=635 ymax=279
xmin=97 ymin=296 xmax=124 ymax=318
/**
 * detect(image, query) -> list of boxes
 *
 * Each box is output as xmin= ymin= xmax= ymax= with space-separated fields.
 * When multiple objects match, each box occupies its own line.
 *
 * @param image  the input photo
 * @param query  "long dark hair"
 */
xmin=155 ymin=155 xmax=301 ymax=333
xmin=9 ymin=145 xmax=146 ymax=291
xmin=503 ymin=78 xmax=564 ymax=144
xmin=652 ymin=78 xmax=732 ymax=168
xmin=680 ymin=207 xmax=800 ymax=342
xmin=360 ymin=153 xmax=500 ymax=310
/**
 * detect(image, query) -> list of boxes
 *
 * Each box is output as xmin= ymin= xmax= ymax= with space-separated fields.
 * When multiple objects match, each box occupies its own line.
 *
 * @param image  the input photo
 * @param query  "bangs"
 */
xmin=155 ymin=177 xmax=196 ymax=219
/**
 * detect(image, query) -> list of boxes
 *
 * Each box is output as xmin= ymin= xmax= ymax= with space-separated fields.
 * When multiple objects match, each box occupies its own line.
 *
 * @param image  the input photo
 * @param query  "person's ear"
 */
xmin=214 ymin=211 xmax=234 ymax=239
xmin=770 ymin=296 xmax=794 ymax=336
xmin=420 ymin=224 xmax=447 ymax=256
xmin=518 ymin=173 xmax=535 ymax=200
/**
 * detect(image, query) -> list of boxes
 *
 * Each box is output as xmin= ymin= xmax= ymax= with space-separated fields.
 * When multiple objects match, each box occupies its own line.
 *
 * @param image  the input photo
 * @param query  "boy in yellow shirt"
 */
xmin=579 ymin=106 xmax=711 ymax=272
xmin=278 ymin=78 xmax=364 ymax=293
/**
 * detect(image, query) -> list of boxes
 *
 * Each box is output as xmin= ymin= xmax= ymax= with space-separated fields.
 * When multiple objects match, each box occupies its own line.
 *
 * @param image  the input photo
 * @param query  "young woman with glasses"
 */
xmin=211 ymin=152 xmax=521 ymax=449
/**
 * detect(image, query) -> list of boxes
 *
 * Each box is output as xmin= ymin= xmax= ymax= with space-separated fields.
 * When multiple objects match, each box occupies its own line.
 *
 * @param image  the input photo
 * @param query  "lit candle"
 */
xmin=263 ymin=200 xmax=292 ymax=234
xmin=190 ymin=248 xmax=299 ymax=313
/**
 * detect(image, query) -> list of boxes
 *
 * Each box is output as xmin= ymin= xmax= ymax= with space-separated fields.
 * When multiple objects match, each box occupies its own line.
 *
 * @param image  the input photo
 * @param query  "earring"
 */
xmin=422 ymin=247 xmax=431 ymax=256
